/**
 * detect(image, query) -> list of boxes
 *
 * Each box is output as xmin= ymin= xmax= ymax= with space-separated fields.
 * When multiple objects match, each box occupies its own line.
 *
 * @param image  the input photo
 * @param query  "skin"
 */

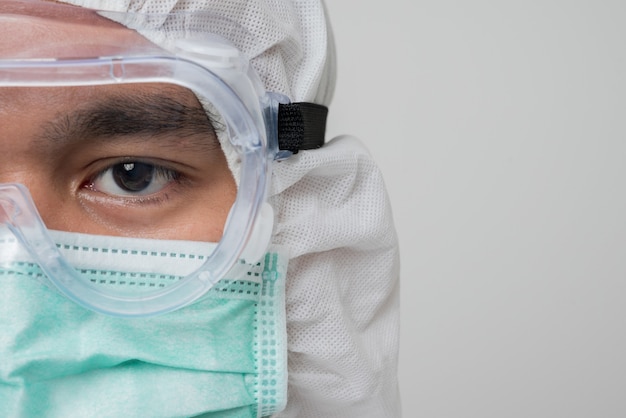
xmin=0 ymin=0 xmax=237 ymax=241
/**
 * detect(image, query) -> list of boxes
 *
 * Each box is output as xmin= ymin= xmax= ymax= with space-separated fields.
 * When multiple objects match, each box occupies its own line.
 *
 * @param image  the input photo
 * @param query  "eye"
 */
xmin=88 ymin=161 xmax=180 ymax=197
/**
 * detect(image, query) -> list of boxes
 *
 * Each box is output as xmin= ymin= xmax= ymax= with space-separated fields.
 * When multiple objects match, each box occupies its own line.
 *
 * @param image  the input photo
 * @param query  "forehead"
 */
xmin=0 ymin=0 xmax=157 ymax=58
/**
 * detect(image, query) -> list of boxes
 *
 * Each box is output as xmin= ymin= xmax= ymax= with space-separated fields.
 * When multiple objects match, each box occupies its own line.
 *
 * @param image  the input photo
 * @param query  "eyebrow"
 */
xmin=37 ymin=91 xmax=223 ymax=152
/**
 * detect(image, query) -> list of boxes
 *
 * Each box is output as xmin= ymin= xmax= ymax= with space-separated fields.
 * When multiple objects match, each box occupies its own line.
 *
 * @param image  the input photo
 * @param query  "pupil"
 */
xmin=112 ymin=162 xmax=153 ymax=192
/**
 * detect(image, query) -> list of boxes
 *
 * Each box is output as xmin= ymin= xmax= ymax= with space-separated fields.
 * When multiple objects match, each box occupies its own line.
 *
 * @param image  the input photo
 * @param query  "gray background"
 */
xmin=325 ymin=1 xmax=626 ymax=417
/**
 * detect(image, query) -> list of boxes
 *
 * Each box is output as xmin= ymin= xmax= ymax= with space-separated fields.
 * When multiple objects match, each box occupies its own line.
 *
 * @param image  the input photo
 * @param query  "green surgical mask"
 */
xmin=0 ymin=231 xmax=288 ymax=417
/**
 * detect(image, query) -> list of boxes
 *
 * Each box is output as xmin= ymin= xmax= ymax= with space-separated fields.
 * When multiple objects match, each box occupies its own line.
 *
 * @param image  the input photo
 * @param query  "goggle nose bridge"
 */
xmin=0 ymin=183 xmax=62 ymax=265
xmin=0 ymin=194 xmax=21 ymax=225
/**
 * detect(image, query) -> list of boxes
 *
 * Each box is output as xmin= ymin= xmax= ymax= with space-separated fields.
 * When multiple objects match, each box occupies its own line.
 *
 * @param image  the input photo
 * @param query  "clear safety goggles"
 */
xmin=0 ymin=1 xmax=327 ymax=317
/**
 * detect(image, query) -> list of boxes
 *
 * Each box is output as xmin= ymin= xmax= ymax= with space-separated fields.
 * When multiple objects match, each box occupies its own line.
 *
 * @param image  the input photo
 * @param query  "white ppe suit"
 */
xmin=57 ymin=0 xmax=402 ymax=416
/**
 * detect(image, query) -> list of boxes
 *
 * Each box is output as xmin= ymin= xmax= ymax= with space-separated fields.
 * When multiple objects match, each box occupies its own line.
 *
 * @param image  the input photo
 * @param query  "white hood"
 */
xmin=58 ymin=1 xmax=400 ymax=416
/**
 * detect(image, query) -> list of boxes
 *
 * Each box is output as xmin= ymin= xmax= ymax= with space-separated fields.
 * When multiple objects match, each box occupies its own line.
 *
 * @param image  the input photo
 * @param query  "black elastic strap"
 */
xmin=277 ymin=102 xmax=328 ymax=153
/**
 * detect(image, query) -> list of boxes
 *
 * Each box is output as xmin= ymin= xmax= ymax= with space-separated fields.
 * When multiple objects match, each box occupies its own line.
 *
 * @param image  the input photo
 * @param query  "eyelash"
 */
xmin=82 ymin=159 xmax=185 ymax=203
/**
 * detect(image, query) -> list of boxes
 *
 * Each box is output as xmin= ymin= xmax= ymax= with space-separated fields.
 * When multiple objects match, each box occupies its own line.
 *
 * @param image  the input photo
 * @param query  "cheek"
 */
xmin=144 ymin=175 xmax=237 ymax=242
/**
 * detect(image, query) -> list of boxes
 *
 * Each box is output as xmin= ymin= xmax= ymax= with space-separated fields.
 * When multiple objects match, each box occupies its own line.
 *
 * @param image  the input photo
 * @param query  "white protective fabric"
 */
xmin=57 ymin=1 xmax=401 ymax=416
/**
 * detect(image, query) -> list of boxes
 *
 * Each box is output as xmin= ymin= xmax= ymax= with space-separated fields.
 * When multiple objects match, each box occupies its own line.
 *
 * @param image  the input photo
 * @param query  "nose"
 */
xmin=0 ymin=156 xmax=58 ymax=203
xmin=0 ymin=176 xmax=59 ymax=234
xmin=0 ymin=183 xmax=38 ymax=227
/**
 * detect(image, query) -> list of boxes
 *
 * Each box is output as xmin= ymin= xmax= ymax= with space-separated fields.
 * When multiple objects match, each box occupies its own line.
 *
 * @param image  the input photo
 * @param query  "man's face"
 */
xmin=0 ymin=0 xmax=237 ymax=242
